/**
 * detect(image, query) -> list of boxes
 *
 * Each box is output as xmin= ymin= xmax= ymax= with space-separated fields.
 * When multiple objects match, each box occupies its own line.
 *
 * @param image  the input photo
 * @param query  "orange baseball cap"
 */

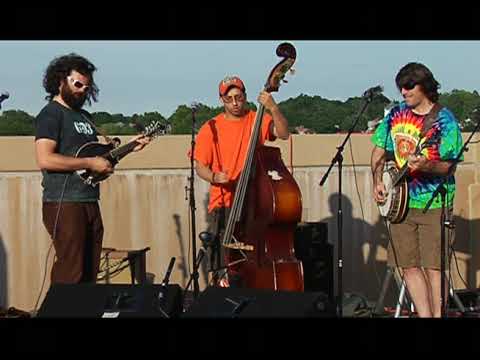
xmin=219 ymin=76 xmax=245 ymax=96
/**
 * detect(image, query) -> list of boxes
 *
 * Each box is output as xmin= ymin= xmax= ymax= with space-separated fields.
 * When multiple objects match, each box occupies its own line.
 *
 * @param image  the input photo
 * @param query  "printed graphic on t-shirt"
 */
xmin=395 ymin=133 xmax=418 ymax=164
xmin=74 ymin=122 xmax=94 ymax=135
xmin=371 ymin=102 xmax=462 ymax=209
xmin=34 ymin=101 xmax=100 ymax=202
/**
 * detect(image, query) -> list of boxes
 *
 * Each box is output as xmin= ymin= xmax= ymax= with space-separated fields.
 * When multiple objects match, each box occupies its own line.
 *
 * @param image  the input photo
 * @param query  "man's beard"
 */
xmin=61 ymin=86 xmax=87 ymax=110
xmin=227 ymin=104 xmax=246 ymax=117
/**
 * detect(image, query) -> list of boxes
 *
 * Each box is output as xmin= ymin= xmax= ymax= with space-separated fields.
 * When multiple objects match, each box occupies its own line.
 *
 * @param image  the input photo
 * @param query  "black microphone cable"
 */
xmin=33 ymin=173 xmax=71 ymax=315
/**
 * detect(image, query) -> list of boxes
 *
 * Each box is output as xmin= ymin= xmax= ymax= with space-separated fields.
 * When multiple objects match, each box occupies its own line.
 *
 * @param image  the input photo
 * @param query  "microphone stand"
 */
xmin=183 ymin=231 xmax=214 ymax=305
xmin=186 ymin=104 xmax=200 ymax=298
xmin=156 ymin=257 xmax=176 ymax=318
xmin=184 ymin=248 xmax=206 ymax=300
xmin=0 ymin=91 xmax=9 ymax=110
xmin=319 ymin=90 xmax=378 ymax=317
xmin=423 ymin=115 xmax=480 ymax=318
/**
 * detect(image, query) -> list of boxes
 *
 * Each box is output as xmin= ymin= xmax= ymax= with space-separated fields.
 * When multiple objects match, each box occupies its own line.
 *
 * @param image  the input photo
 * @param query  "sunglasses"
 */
xmin=67 ymin=76 xmax=90 ymax=91
xmin=222 ymin=93 xmax=245 ymax=103
xmin=400 ymin=80 xmax=417 ymax=91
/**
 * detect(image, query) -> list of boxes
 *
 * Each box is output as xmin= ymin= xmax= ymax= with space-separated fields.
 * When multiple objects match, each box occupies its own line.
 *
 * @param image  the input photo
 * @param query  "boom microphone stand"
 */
xmin=186 ymin=103 xmax=200 ymax=298
xmin=423 ymin=112 xmax=480 ymax=318
xmin=319 ymin=85 xmax=383 ymax=317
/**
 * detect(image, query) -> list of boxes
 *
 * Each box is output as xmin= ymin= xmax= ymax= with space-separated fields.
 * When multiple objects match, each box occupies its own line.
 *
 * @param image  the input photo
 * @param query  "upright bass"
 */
xmin=221 ymin=43 xmax=304 ymax=291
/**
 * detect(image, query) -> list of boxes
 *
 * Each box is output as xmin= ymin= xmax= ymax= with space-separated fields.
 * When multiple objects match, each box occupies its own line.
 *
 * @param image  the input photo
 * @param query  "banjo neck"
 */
xmin=390 ymin=162 xmax=410 ymax=189
xmin=390 ymin=132 xmax=439 ymax=189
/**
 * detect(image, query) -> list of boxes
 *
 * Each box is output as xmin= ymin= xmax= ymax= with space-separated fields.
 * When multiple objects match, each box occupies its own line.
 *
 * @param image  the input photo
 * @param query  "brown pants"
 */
xmin=388 ymin=208 xmax=453 ymax=270
xmin=42 ymin=202 xmax=104 ymax=284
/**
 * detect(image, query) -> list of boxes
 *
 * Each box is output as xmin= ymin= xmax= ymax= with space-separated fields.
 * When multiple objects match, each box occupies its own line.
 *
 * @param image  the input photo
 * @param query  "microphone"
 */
xmin=156 ymin=257 xmax=175 ymax=319
xmin=194 ymin=245 xmax=208 ymax=270
xmin=157 ymin=256 xmax=176 ymax=306
xmin=160 ymin=257 xmax=176 ymax=288
xmin=191 ymin=102 xmax=200 ymax=112
xmin=199 ymin=231 xmax=214 ymax=248
xmin=0 ymin=91 xmax=10 ymax=109
xmin=362 ymin=85 xmax=383 ymax=99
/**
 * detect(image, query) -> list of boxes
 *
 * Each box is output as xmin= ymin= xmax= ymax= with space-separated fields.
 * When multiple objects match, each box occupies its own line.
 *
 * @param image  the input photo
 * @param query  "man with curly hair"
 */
xmin=34 ymin=53 xmax=150 ymax=284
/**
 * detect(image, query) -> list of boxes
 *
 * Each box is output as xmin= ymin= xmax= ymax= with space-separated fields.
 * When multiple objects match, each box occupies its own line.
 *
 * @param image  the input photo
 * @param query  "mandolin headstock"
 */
xmin=144 ymin=121 xmax=171 ymax=138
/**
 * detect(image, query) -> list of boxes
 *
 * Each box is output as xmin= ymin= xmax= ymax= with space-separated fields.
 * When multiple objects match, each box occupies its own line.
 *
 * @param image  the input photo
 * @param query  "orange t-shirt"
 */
xmin=194 ymin=110 xmax=275 ymax=212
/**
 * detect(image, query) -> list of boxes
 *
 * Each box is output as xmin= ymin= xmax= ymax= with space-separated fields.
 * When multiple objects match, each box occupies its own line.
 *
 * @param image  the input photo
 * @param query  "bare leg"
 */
xmin=422 ymin=268 xmax=435 ymax=314
xmin=403 ymin=267 xmax=433 ymax=317
xmin=425 ymin=268 xmax=446 ymax=318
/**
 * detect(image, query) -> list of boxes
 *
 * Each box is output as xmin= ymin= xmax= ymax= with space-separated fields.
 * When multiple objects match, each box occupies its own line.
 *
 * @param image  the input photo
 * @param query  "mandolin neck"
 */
xmin=109 ymin=141 xmax=139 ymax=160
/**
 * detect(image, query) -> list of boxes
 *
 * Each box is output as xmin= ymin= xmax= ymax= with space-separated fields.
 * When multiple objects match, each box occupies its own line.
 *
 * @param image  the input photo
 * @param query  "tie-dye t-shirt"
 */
xmin=371 ymin=102 xmax=463 ymax=209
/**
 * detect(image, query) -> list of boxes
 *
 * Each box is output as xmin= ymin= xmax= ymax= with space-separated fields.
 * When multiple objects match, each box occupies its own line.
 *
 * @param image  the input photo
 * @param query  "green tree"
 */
xmin=0 ymin=110 xmax=35 ymax=135
xmin=2 ymin=89 xmax=480 ymax=135
xmin=439 ymin=89 xmax=480 ymax=131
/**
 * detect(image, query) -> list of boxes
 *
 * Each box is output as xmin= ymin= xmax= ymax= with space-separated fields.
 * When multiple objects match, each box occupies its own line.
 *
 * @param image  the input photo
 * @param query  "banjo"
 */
xmin=378 ymin=133 xmax=439 ymax=223
xmin=378 ymin=103 xmax=442 ymax=223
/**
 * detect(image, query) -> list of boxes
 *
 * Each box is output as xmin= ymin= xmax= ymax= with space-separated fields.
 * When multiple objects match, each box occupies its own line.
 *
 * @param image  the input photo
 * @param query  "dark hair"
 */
xmin=42 ymin=53 xmax=99 ymax=105
xmin=395 ymin=62 xmax=440 ymax=102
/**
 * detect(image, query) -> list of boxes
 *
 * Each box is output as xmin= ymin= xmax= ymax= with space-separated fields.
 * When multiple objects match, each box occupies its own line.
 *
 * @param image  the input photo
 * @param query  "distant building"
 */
xmin=365 ymin=117 xmax=382 ymax=133
xmin=363 ymin=102 xmax=397 ymax=133
xmin=295 ymin=125 xmax=315 ymax=134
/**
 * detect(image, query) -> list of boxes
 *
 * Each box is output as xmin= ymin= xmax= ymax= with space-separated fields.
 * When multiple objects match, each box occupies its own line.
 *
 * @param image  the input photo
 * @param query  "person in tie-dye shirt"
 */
xmin=371 ymin=63 xmax=463 ymax=318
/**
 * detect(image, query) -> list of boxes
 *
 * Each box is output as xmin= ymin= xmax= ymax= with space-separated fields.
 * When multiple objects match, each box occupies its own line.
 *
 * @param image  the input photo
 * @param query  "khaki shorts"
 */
xmin=387 ymin=208 xmax=454 ymax=270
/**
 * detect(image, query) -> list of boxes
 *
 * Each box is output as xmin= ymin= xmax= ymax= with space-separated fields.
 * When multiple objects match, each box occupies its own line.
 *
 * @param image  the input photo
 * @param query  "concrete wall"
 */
xmin=0 ymin=133 xmax=479 ymax=310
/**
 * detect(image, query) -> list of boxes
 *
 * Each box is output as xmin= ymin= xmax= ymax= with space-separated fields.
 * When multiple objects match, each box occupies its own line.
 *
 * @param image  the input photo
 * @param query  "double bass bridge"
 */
xmin=223 ymin=242 xmax=254 ymax=251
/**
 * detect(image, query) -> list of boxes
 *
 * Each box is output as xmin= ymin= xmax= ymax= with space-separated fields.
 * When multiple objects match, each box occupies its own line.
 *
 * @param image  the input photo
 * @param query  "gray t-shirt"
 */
xmin=35 ymin=101 xmax=100 ymax=202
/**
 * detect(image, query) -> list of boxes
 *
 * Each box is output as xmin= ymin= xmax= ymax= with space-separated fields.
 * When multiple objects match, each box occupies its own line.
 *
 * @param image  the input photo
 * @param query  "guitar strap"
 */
xmin=80 ymin=111 xmax=116 ymax=145
xmin=420 ymin=102 xmax=443 ymax=137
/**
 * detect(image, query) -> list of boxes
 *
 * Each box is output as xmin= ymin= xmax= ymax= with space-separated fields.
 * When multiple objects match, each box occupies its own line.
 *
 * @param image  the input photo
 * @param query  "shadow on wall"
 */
xmin=319 ymin=193 xmax=479 ymax=308
xmin=0 ymin=233 xmax=7 ymax=308
xmin=321 ymin=193 xmax=404 ymax=306
xmin=450 ymin=215 xmax=478 ymax=290
xmin=319 ymin=193 xmax=393 ymax=306
xmin=172 ymin=190 xmax=211 ymax=290
xmin=173 ymin=178 xmax=210 ymax=290
xmin=173 ymin=213 xmax=188 ymax=288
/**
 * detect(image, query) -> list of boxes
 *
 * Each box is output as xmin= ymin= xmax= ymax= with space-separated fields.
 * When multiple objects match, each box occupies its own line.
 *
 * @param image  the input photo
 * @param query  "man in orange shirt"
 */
xmin=194 ymin=75 xmax=290 ymax=287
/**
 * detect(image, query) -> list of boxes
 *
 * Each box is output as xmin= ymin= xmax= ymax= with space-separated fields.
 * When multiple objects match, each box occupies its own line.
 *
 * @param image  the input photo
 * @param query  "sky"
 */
xmin=1 ymin=40 xmax=479 ymax=117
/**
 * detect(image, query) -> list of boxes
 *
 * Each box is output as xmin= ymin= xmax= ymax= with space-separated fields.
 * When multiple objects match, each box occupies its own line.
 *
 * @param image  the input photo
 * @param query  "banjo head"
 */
xmin=378 ymin=164 xmax=409 ymax=223
xmin=377 ymin=166 xmax=395 ymax=217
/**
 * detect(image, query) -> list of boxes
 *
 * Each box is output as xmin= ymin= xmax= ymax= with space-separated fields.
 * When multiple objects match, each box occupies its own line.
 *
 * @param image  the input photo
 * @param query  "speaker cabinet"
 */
xmin=37 ymin=284 xmax=183 ymax=318
xmin=182 ymin=286 xmax=334 ymax=318
xmin=294 ymin=222 xmax=333 ymax=300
